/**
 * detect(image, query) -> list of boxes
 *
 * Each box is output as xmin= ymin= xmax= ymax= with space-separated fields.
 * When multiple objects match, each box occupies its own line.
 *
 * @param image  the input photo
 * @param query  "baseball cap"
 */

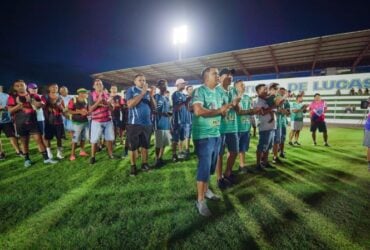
xmin=27 ymin=83 xmax=38 ymax=89
xmin=77 ymin=88 xmax=88 ymax=94
xmin=219 ymin=68 xmax=236 ymax=76
xmin=175 ymin=78 xmax=188 ymax=85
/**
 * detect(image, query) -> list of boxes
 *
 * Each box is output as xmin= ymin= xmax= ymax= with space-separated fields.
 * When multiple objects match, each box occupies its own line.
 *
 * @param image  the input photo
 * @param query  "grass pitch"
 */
xmin=0 ymin=127 xmax=369 ymax=249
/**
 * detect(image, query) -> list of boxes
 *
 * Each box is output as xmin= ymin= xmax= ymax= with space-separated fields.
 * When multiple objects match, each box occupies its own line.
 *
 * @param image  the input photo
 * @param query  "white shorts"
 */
xmin=72 ymin=122 xmax=89 ymax=143
xmin=155 ymin=130 xmax=172 ymax=148
xmin=90 ymin=120 xmax=115 ymax=144
xmin=291 ymin=121 xmax=303 ymax=131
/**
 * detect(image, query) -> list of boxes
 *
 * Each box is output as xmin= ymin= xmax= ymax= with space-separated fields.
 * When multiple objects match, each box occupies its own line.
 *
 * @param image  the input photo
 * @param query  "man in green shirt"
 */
xmin=234 ymin=80 xmax=256 ymax=174
xmin=192 ymin=67 xmax=231 ymax=217
xmin=278 ymin=88 xmax=290 ymax=158
xmin=215 ymin=68 xmax=241 ymax=189
xmin=289 ymin=95 xmax=307 ymax=145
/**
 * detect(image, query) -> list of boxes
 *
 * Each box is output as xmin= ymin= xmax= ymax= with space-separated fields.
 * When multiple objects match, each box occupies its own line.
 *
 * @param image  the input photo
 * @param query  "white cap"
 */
xmin=175 ymin=78 xmax=188 ymax=85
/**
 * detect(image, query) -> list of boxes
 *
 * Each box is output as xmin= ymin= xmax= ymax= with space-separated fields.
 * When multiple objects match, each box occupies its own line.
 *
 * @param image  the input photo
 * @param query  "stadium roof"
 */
xmin=91 ymin=29 xmax=370 ymax=86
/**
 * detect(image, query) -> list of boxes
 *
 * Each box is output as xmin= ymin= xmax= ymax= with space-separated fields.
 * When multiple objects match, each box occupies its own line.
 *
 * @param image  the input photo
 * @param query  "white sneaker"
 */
xmin=24 ymin=160 xmax=32 ymax=168
xmin=57 ymin=152 xmax=64 ymax=159
xmin=205 ymin=189 xmax=221 ymax=201
xmin=44 ymin=159 xmax=57 ymax=164
xmin=196 ymin=200 xmax=212 ymax=217
xmin=47 ymin=150 xmax=54 ymax=160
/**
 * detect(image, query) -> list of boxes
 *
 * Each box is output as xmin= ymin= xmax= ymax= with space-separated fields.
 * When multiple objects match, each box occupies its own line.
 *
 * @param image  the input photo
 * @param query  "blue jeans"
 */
xmin=194 ymin=137 xmax=221 ymax=182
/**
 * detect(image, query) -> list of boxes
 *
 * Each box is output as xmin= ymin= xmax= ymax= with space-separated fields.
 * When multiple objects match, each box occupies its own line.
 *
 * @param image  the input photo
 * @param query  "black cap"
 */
xmin=156 ymin=79 xmax=167 ymax=86
xmin=219 ymin=68 xmax=236 ymax=76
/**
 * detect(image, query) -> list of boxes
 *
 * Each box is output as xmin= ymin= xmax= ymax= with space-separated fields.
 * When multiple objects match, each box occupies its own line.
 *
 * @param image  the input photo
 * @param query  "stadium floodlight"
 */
xmin=173 ymin=25 xmax=188 ymax=60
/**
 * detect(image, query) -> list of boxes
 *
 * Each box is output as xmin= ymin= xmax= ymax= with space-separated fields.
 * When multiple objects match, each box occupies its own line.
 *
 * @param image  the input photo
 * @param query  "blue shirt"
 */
xmin=172 ymin=90 xmax=190 ymax=125
xmin=154 ymin=94 xmax=171 ymax=130
xmin=0 ymin=93 xmax=11 ymax=124
xmin=126 ymin=86 xmax=152 ymax=125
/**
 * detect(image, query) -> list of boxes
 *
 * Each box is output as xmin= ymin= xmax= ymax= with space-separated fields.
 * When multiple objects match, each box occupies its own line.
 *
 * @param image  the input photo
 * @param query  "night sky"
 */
xmin=1 ymin=0 xmax=370 ymax=92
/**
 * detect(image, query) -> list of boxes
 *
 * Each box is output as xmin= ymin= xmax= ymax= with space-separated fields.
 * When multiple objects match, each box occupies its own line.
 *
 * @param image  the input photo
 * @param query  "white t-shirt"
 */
xmin=254 ymin=97 xmax=276 ymax=131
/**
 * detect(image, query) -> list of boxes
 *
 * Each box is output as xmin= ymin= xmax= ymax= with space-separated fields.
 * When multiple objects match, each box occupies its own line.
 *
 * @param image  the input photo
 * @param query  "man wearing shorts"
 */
xmin=153 ymin=79 xmax=172 ymax=167
xmin=0 ymin=85 xmax=22 ymax=159
xmin=289 ymin=95 xmax=306 ymax=146
xmin=42 ymin=83 xmax=66 ymax=160
xmin=254 ymin=84 xmax=276 ymax=170
xmin=110 ymin=85 xmax=125 ymax=145
xmin=59 ymin=86 xmax=74 ymax=136
xmin=126 ymin=74 xmax=156 ymax=176
xmin=88 ymin=79 xmax=115 ymax=164
xmin=309 ymin=93 xmax=329 ymax=146
xmin=27 ymin=83 xmax=45 ymax=137
xmin=171 ymin=78 xmax=191 ymax=162
xmin=215 ymin=68 xmax=241 ymax=189
xmin=234 ymin=80 xmax=255 ymax=173
xmin=278 ymin=87 xmax=290 ymax=158
xmin=68 ymin=88 xmax=89 ymax=161
xmin=192 ymin=67 xmax=231 ymax=216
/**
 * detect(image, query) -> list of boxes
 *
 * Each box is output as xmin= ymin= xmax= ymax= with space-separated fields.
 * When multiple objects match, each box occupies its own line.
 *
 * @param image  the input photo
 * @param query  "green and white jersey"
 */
xmin=215 ymin=85 xmax=238 ymax=134
xmin=237 ymin=93 xmax=251 ymax=132
xmin=290 ymin=102 xmax=304 ymax=121
xmin=191 ymin=85 xmax=222 ymax=140
xmin=280 ymin=101 xmax=290 ymax=128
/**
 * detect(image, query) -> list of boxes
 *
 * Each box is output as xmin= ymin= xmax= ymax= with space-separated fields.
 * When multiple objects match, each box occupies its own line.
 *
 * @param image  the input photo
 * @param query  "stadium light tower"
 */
xmin=173 ymin=25 xmax=188 ymax=60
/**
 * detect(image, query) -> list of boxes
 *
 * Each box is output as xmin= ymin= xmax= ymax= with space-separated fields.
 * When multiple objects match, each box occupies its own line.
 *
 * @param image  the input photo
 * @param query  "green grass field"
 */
xmin=0 ymin=127 xmax=369 ymax=249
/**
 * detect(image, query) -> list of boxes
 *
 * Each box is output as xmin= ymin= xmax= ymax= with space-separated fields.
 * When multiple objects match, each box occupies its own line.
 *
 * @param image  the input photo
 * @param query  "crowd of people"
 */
xmin=0 ymin=69 xmax=333 ymax=216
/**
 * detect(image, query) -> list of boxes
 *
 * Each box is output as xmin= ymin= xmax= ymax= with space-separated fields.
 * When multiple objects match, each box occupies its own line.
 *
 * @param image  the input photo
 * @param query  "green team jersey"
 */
xmin=215 ymin=85 xmax=238 ymax=134
xmin=237 ymin=93 xmax=251 ymax=132
xmin=191 ymin=85 xmax=221 ymax=140
xmin=290 ymin=102 xmax=304 ymax=121
xmin=280 ymin=101 xmax=290 ymax=128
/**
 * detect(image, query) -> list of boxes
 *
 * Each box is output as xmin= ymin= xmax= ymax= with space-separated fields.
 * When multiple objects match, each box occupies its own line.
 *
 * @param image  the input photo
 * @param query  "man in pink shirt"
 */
xmin=309 ymin=93 xmax=329 ymax=146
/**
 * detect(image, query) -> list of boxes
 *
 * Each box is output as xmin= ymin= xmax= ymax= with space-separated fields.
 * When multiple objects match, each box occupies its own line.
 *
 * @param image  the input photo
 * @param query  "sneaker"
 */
xmin=47 ymin=151 xmax=54 ymax=160
xmin=217 ymin=178 xmax=230 ymax=189
xmin=324 ymin=142 xmax=330 ymax=147
xmin=224 ymin=174 xmax=237 ymax=185
xmin=205 ymin=189 xmax=221 ymax=201
xmin=141 ymin=163 xmax=151 ymax=171
xmin=24 ymin=159 xmax=32 ymax=168
xmin=121 ymin=151 xmax=127 ymax=159
xmin=239 ymin=166 xmax=249 ymax=174
xmin=279 ymin=152 xmax=286 ymax=158
xmin=178 ymin=152 xmax=185 ymax=159
xmin=108 ymin=155 xmax=115 ymax=159
xmin=90 ymin=157 xmax=96 ymax=165
xmin=154 ymin=158 xmax=165 ymax=168
xmin=0 ymin=152 xmax=5 ymax=160
xmin=314 ymin=141 xmax=317 ymax=146
xmin=255 ymin=164 xmax=266 ymax=172
xmin=69 ymin=155 xmax=76 ymax=161
xmin=196 ymin=200 xmax=212 ymax=217
xmin=265 ymin=162 xmax=275 ymax=168
xmin=288 ymin=141 xmax=294 ymax=146
xmin=272 ymin=157 xmax=277 ymax=164
xmin=130 ymin=165 xmax=137 ymax=176
xmin=57 ymin=152 xmax=64 ymax=160
xmin=79 ymin=151 xmax=88 ymax=157
xmin=16 ymin=151 xmax=24 ymax=157
xmin=172 ymin=154 xmax=179 ymax=162
xmin=294 ymin=141 xmax=301 ymax=146
xmin=44 ymin=159 xmax=57 ymax=164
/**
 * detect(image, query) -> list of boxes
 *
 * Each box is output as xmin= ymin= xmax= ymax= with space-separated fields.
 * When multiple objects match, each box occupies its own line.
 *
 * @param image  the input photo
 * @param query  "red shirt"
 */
xmin=88 ymin=91 xmax=111 ymax=122
xmin=68 ymin=97 xmax=88 ymax=123
xmin=7 ymin=93 xmax=41 ymax=125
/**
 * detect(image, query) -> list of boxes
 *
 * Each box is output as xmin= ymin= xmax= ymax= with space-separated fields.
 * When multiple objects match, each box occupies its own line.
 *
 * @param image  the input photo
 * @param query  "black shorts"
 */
xmin=44 ymin=123 xmax=65 ymax=140
xmin=0 ymin=122 xmax=16 ymax=137
xmin=15 ymin=122 xmax=40 ymax=137
xmin=126 ymin=124 xmax=152 ymax=150
xmin=310 ymin=120 xmax=327 ymax=133
xmin=112 ymin=118 xmax=125 ymax=129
